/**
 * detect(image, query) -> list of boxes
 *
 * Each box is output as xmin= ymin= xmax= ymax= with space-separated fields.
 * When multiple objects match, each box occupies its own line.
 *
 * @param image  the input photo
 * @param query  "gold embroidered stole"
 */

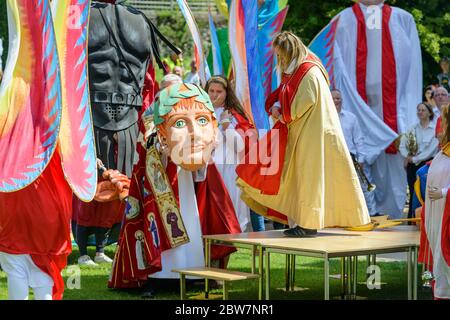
xmin=144 ymin=136 xmax=190 ymax=248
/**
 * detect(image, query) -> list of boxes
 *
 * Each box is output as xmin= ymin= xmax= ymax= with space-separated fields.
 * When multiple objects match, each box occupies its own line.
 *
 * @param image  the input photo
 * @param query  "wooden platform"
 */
xmin=172 ymin=267 xmax=259 ymax=282
xmin=172 ymin=267 xmax=259 ymax=300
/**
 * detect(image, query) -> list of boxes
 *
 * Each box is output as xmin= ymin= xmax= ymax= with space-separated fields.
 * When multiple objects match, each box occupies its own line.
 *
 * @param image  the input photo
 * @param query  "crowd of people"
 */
xmin=85 ymin=33 xmax=449 ymax=297
xmin=160 ymin=50 xmax=450 ymax=223
xmin=99 ymin=25 xmax=450 ymax=299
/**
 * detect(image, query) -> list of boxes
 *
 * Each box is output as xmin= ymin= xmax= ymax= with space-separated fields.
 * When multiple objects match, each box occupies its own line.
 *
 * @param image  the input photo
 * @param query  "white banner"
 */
xmin=0 ymin=38 xmax=3 ymax=71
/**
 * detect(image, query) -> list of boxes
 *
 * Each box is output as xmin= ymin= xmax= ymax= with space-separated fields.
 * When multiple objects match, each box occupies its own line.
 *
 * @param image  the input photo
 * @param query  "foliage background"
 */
xmin=154 ymin=10 xmax=211 ymax=64
xmin=0 ymin=0 xmax=7 ymax=69
xmin=153 ymin=0 xmax=449 ymax=85
xmin=0 ymin=0 xmax=448 ymax=85
xmin=282 ymin=0 xmax=450 ymax=86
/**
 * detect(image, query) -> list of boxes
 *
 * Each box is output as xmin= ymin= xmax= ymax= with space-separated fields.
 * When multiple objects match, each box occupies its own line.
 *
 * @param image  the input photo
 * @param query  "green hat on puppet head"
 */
xmin=153 ymin=83 xmax=216 ymax=126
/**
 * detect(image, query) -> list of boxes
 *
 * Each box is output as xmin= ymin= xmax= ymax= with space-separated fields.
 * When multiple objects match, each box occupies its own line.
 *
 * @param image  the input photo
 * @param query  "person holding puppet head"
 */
xmin=108 ymin=83 xmax=240 ymax=295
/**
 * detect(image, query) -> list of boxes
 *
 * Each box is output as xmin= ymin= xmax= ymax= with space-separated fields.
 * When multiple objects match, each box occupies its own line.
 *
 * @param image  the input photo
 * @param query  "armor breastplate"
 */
xmin=91 ymin=91 xmax=142 ymax=130
xmin=89 ymin=2 xmax=152 ymax=131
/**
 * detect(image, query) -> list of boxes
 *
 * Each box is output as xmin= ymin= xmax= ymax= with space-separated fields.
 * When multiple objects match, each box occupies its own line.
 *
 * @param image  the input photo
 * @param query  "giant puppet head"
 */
xmin=153 ymin=83 xmax=218 ymax=171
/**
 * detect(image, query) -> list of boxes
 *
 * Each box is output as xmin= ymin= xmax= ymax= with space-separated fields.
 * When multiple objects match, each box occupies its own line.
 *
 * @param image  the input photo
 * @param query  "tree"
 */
xmin=283 ymin=0 xmax=450 ymax=86
xmin=0 ymin=0 xmax=7 ymax=70
xmin=1 ymin=1 xmax=447 ymax=86
xmin=154 ymin=10 xmax=212 ymax=63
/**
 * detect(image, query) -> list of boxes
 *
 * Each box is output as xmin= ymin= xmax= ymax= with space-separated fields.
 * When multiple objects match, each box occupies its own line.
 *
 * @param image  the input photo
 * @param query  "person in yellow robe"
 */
xmin=236 ymin=31 xmax=370 ymax=237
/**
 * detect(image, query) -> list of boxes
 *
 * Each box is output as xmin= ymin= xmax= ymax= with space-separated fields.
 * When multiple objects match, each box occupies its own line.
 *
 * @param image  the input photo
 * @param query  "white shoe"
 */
xmin=78 ymin=255 xmax=98 ymax=266
xmin=94 ymin=253 xmax=113 ymax=264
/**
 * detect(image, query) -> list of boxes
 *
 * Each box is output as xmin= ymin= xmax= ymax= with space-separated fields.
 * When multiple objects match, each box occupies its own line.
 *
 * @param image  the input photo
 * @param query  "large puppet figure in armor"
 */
xmin=89 ymin=1 xmax=151 ymax=175
xmin=73 ymin=0 xmax=179 ymax=266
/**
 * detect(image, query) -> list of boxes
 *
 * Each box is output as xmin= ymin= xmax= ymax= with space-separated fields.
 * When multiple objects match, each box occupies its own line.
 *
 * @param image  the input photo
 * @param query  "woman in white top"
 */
xmin=205 ymin=76 xmax=253 ymax=232
xmin=400 ymin=102 xmax=439 ymax=218
xmin=421 ymin=103 xmax=450 ymax=299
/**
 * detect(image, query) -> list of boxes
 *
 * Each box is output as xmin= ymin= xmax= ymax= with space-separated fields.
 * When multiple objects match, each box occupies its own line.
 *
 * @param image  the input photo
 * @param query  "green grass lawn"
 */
xmin=0 ymin=246 xmax=434 ymax=300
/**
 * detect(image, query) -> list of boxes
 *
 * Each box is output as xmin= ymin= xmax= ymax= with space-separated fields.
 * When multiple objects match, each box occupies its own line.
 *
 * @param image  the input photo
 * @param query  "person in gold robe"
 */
xmin=236 ymin=31 xmax=370 ymax=237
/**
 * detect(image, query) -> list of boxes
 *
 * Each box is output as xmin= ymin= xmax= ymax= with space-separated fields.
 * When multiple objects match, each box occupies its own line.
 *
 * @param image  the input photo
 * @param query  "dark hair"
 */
xmin=440 ymin=56 xmax=449 ymax=64
xmin=418 ymin=102 xmax=434 ymax=121
xmin=423 ymin=85 xmax=435 ymax=102
xmin=205 ymin=75 xmax=248 ymax=120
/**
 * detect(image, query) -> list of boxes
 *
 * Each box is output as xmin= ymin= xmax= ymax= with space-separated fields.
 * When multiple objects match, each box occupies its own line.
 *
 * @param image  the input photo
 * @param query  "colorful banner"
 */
xmin=208 ymin=11 xmax=223 ymax=76
xmin=214 ymin=0 xmax=231 ymax=19
xmin=52 ymin=0 xmax=97 ymax=201
xmin=0 ymin=0 xmax=97 ymax=201
xmin=176 ymin=0 xmax=210 ymax=86
xmin=215 ymin=0 xmax=287 ymax=22
xmin=258 ymin=6 xmax=289 ymax=108
xmin=229 ymin=0 xmax=269 ymax=129
xmin=0 ymin=0 xmax=63 ymax=192
xmin=217 ymin=28 xmax=232 ymax=77
xmin=243 ymin=1 xmax=267 ymax=130
xmin=207 ymin=27 xmax=232 ymax=78
xmin=309 ymin=18 xmax=340 ymax=89
xmin=229 ymin=0 xmax=252 ymax=124
xmin=258 ymin=0 xmax=288 ymax=27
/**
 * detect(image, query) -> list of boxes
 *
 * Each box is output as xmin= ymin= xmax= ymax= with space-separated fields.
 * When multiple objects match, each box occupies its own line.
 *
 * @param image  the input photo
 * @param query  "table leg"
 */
xmin=180 ymin=274 xmax=186 ymax=300
xmin=285 ymin=254 xmax=290 ymax=291
xmin=349 ymin=256 xmax=353 ymax=299
xmin=407 ymin=247 xmax=412 ymax=300
xmin=324 ymin=256 xmax=330 ymax=300
xmin=205 ymin=238 xmax=211 ymax=299
xmin=352 ymin=256 xmax=358 ymax=297
xmin=346 ymin=256 xmax=352 ymax=298
xmin=413 ymin=247 xmax=418 ymax=300
xmin=223 ymin=281 xmax=229 ymax=300
xmin=265 ymin=251 xmax=271 ymax=300
xmin=252 ymin=245 xmax=256 ymax=274
xmin=259 ymin=246 xmax=263 ymax=300
xmin=340 ymin=257 xmax=346 ymax=299
xmin=290 ymin=255 xmax=296 ymax=291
